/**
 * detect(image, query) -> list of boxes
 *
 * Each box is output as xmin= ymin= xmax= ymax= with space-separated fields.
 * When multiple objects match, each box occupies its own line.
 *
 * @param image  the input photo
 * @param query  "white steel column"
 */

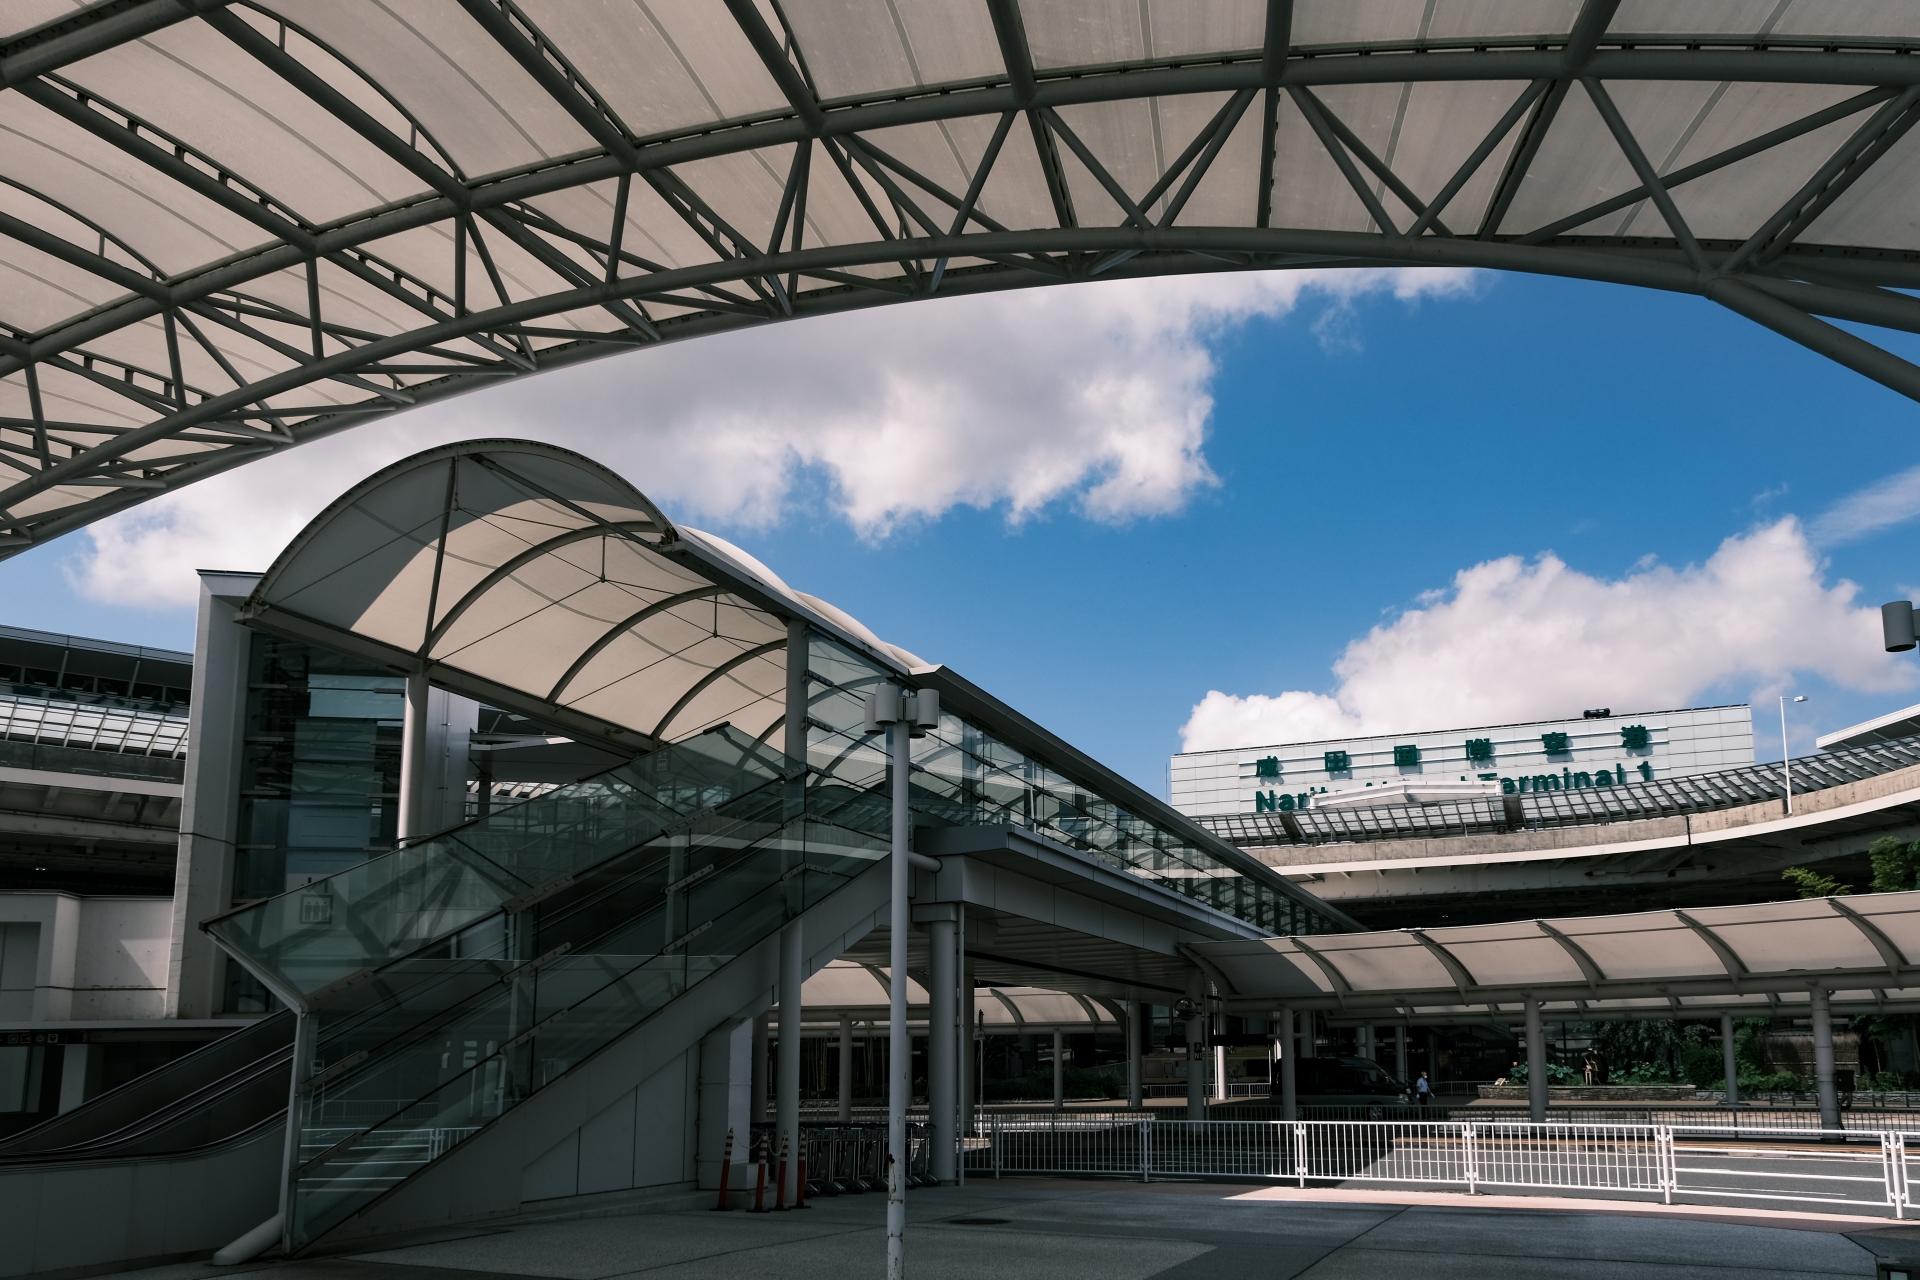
xmin=838 ymin=1013 xmax=853 ymax=1122
xmin=1812 ymin=989 xmax=1841 ymax=1130
xmin=397 ymin=669 xmax=430 ymax=841
xmin=928 ymin=912 xmax=956 ymax=1182
xmin=1524 ymin=996 xmax=1547 ymax=1123
xmin=1721 ymin=1013 xmax=1741 ymax=1109
xmin=1213 ymin=1042 xmax=1227 ymax=1102
xmin=1126 ymin=1000 xmax=1142 ymax=1109
xmin=1358 ymin=1025 xmax=1374 ymax=1062
xmin=1185 ymin=969 xmax=1206 ymax=1119
xmin=886 ymin=713 xmax=910 ymax=1278
xmin=777 ymin=920 xmax=803 ymax=1205
xmin=1278 ymin=1006 xmax=1296 ymax=1118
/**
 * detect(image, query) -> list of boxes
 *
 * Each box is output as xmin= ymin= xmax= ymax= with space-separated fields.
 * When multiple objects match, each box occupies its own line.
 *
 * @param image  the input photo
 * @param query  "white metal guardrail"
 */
xmin=964 ymin=1118 xmax=1920 ymax=1218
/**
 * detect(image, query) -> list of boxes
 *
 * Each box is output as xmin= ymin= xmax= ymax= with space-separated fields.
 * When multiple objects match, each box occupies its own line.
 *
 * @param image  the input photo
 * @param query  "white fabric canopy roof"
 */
xmin=1195 ymin=888 xmax=1920 ymax=1022
xmin=243 ymin=437 xmax=921 ymax=750
xmin=6 ymin=2 xmax=1920 ymax=549
xmin=800 ymin=959 xmax=1120 ymax=1032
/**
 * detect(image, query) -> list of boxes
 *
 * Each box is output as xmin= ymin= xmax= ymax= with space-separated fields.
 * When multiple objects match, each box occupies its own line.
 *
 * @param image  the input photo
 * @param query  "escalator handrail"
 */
xmin=0 ymin=1009 xmax=295 ymax=1155
xmin=0 ymin=1106 xmax=289 ymax=1170
xmin=0 ymin=1045 xmax=295 ymax=1162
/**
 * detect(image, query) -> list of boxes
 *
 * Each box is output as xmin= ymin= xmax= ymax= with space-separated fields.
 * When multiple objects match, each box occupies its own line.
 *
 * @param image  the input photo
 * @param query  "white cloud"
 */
xmin=1809 ymin=461 xmax=1920 ymax=546
xmin=69 ymin=268 xmax=1476 ymax=609
xmin=1180 ymin=518 xmax=1914 ymax=752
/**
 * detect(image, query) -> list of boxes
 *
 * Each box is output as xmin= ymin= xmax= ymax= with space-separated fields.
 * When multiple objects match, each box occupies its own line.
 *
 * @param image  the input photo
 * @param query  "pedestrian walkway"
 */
xmin=85 ymin=1179 xmax=1913 ymax=1280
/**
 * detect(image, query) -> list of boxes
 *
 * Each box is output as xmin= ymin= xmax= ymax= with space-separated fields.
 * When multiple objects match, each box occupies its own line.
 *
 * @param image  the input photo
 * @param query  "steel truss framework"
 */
xmin=6 ymin=0 xmax=1920 ymax=553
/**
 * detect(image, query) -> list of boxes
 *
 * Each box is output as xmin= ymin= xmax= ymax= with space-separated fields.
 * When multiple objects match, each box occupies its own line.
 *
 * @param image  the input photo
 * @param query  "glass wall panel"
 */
xmin=234 ymin=634 xmax=402 ymax=905
xmin=800 ymin=634 xmax=1339 ymax=936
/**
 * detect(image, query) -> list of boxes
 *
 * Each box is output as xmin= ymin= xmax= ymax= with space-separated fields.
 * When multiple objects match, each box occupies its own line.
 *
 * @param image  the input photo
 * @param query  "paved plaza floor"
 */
xmin=94 ymin=1181 xmax=1920 ymax=1280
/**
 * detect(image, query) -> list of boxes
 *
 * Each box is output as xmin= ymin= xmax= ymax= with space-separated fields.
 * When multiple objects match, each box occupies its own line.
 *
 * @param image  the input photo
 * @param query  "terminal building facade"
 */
xmin=1172 ymin=705 xmax=1756 ymax=818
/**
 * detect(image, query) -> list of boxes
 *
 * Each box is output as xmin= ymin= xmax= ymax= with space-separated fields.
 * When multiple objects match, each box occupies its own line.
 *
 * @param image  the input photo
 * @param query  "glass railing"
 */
xmin=802 ymin=635 xmax=1337 ymax=936
xmin=207 ymin=725 xmax=792 ymax=1004
xmin=247 ymin=734 xmax=889 ymax=1247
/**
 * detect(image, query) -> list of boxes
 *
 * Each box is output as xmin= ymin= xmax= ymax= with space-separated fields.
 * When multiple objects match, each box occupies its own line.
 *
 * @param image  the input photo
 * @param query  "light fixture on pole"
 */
xmin=1780 ymin=693 xmax=1808 ymax=814
xmin=863 ymin=682 xmax=938 ymax=1280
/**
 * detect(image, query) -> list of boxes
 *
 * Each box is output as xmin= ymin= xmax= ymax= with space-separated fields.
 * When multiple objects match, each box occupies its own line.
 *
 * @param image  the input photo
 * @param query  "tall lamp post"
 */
xmin=1780 ymin=693 xmax=1808 ymax=814
xmin=864 ymin=683 xmax=937 ymax=1280
xmin=1774 ymin=694 xmax=1804 ymax=817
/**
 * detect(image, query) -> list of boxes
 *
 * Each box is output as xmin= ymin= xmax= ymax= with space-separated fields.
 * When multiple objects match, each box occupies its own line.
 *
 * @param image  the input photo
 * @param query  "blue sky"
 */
xmin=7 ymin=268 xmax=1919 ymax=795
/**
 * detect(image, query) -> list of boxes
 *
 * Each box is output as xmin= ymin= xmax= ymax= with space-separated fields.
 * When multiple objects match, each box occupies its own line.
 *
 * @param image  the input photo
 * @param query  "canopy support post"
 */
xmin=1812 ymin=988 xmax=1841 ymax=1131
xmin=1185 ymin=968 xmax=1207 ymax=1119
xmin=927 ymin=908 xmax=956 ymax=1182
xmin=1126 ymin=1000 xmax=1143 ymax=1109
xmin=1524 ymin=996 xmax=1547 ymax=1123
xmin=1721 ymin=1012 xmax=1741 ymax=1110
xmin=837 ymin=1013 xmax=853 ymax=1123
xmin=1278 ymin=1005 xmax=1297 ymax=1120
xmin=776 ymin=918 xmax=802 ymax=1205
xmin=1052 ymin=1028 xmax=1065 ymax=1112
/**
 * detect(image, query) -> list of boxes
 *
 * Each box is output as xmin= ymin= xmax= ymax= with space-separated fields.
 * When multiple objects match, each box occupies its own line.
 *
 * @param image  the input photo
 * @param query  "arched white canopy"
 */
xmin=800 ymin=959 xmax=1121 ymax=1033
xmin=1195 ymin=888 xmax=1920 ymax=1023
xmin=8 ymin=2 xmax=1920 ymax=552
xmin=243 ymin=437 xmax=920 ymax=751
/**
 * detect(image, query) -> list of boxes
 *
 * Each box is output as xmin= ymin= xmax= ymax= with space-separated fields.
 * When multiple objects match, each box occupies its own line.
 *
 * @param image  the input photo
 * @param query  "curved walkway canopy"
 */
xmin=1193 ymin=888 xmax=1920 ymax=1023
xmin=6 ymin=2 xmax=1920 ymax=550
xmin=801 ymin=959 xmax=1122 ymax=1033
xmin=243 ymin=437 xmax=921 ymax=751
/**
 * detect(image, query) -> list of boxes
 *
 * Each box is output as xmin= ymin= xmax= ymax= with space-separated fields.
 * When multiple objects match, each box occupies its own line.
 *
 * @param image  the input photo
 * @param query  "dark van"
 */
xmin=1282 ymin=1056 xmax=1411 ymax=1109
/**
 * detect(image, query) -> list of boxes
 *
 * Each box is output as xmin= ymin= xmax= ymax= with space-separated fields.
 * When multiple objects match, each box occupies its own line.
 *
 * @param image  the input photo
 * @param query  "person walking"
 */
xmin=1415 ymin=1070 xmax=1431 ymax=1108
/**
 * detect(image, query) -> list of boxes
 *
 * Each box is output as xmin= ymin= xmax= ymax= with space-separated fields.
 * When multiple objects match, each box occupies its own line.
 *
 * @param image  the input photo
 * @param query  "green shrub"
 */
xmin=1505 ymin=1062 xmax=1579 ymax=1085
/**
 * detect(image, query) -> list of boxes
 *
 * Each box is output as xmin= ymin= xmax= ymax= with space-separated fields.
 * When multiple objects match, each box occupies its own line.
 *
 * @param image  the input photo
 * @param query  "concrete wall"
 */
xmin=520 ymin=1047 xmax=698 ymax=1202
xmin=0 ymin=1120 xmax=281 ymax=1277
xmin=0 ymin=895 xmax=171 ymax=1022
xmin=0 ymin=922 xmax=35 ymax=1020
xmin=167 ymin=571 xmax=260 ymax=1021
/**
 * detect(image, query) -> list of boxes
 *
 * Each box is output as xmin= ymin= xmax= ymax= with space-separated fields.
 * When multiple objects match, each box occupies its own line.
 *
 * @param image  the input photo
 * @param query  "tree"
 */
xmin=1869 ymin=836 xmax=1920 ymax=893
xmin=1782 ymin=866 xmax=1851 ymax=898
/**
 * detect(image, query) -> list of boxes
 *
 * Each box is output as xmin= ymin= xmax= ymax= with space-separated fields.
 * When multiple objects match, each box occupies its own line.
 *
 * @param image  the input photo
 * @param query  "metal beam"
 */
xmin=0 ymin=0 xmax=226 ymax=89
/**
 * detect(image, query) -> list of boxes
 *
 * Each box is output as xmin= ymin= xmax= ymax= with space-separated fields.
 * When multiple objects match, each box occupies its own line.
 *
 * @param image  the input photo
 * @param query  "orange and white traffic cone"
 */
xmin=774 ymin=1130 xmax=791 ymax=1210
xmin=795 ymin=1133 xmax=809 ymax=1210
xmin=750 ymin=1131 xmax=769 ymax=1212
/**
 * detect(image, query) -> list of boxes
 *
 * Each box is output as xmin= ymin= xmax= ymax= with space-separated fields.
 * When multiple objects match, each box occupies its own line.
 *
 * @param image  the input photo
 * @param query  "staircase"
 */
xmin=206 ymin=724 xmax=892 ymax=1250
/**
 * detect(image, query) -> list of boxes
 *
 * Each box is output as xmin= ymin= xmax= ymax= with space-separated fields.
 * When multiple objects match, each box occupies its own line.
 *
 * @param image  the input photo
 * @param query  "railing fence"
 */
xmin=961 ymin=1117 xmax=1920 ymax=1218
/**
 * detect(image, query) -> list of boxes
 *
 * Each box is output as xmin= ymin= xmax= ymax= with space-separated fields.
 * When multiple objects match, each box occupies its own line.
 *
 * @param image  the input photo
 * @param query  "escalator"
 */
xmin=0 ymin=1011 xmax=294 ymax=1161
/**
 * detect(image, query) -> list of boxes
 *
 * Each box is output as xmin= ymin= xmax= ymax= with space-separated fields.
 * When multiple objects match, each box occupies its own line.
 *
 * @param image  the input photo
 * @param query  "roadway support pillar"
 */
xmin=838 ymin=1013 xmax=853 ymax=1122
xmin=777 ymin=918 xmax=803 ymax=1204
xmin=1126 ymin=1000 xmax=1143 ymax=1109
xmin=1812 ymin=988 xmax=1841 ymax=1131
xmin=1524 ymin=995 xmax=1547 ymax=1123
xmin=1720 ymin=1012 xmax=1741 ymax=1110
xmin=927 ymin=909 xmax=956 ymax=1182
xmin=1396 ymin=1023 xmax=1409 ymax=1085
xmin=1052 ymin=1029 xmax=1065 ymax=1111
xmin=961 ymin=957 xmax=976 ymax=1144
xmin=1185 ymin=968 xmax=1206 ymax=1119
xmin=1358 ymin=1025 xmax=1374 ymax=1062
xmin=1278 ymin=1006 xmax=1297 ymax=1119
